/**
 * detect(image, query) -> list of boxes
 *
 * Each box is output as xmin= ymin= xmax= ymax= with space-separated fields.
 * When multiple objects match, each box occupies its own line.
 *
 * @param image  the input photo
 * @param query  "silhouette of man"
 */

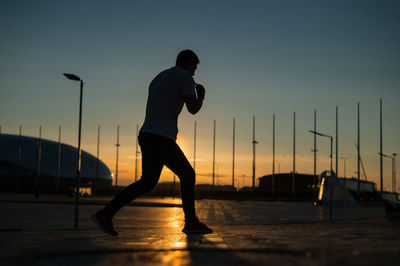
xmin=91 ymin=50 xmax=212 ymax=235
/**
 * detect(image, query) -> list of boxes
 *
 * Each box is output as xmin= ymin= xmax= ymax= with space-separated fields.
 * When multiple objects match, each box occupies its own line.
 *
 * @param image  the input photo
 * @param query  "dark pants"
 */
xmin=104 ymin=132 xmax=197 ymax=222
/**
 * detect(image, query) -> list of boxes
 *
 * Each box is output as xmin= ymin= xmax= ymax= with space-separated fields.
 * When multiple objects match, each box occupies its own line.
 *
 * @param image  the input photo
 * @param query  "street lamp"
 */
xmin=309 ymin=130 xmax=333 ymax=221
xmin=63 ymin=73 xmax=83 ymax=230
xmin=378 ymin=152 xmax=397 ymax=193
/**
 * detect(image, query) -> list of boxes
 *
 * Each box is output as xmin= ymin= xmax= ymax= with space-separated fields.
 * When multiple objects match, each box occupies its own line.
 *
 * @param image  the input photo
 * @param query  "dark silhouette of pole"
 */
xmin=16 ymin=125 xmax=22 ymax=191
xmin=95 ymin=125 xmax=100 ymax=179
xmin=135 ymin=124 xmax=139 ymax=181
xmin=252 ymin=116 xmax=258 ymax=190
xmin=35 ymin=126 xmax=42 ymax=199
xmin=0 ymin=126 xmax=2 ymax=186
xmin=336 ymin=106 xmax=338 ymax=177
xmin=380 ymin=98 xmax=383 ymax=193
xmin=357 ymin=102 xmax=360 ymax=196
xmin=313 ymin=109 xmax=317 ymax=201
xmin=232 ymin=118 xmax=235 ymax=189
xmin=94 ymin=125 xmax=100 ymax=194
xmin=212 ymin=120 xmax=216 ymax=191
xmin=57 ymin=126 xmax=62 ymax=192
xmin=194 ymin=121 xmax=197 ymax=171
xmin=393 ymin=154 xmax=397 ymax=193
xmin=272 ymin=114 xmax=275 ymax=196
xmin=379 ymin=153 xmax=397 ymax=193
xmin=292 ymin=112 xmax=296 ymax=198
xmin=63 ymin=73 xmax=83 ymax=230
xmin=330 ymin=135 xmax=333 ymax=220
xmin=115 ymin=125 xmax=120 ymax=186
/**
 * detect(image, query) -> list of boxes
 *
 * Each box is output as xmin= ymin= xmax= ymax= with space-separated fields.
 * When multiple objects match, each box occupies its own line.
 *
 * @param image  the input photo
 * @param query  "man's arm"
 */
xmin=183 ymin=95 xmax=203 ymax=114
xmin=184 ymin=83 xmax=205 ymax=114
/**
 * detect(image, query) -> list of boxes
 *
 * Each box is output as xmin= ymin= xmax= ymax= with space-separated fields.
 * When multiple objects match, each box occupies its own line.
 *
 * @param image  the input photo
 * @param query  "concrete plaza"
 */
xmin=1 ymin=194 xmax=399 ymax=265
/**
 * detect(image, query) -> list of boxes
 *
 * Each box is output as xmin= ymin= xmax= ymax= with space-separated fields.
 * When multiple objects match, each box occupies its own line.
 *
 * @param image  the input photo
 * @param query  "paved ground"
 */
xmin=1 ymin=194 xmax=399 ymax=265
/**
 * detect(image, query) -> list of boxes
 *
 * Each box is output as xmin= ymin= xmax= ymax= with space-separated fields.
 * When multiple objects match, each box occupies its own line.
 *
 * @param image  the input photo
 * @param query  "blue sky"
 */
xmin=1 ymin=0 xmax=399 ymax=189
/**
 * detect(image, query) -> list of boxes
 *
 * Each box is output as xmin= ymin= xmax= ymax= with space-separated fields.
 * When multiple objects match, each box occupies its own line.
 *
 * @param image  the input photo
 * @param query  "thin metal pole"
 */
xmin=252 ymin=116 xmax=256 ymax=189
xmin=330 ymin=136 xmax=333 ymax=221
xmin=74 ymin=80 xmax=83 ymax=230
xmin=336 ymin=106 xmax=338 ymax=177
xmin=0 ymin=126 xmax=2 ymax=187
xmin=16 ymin=126 xmax=22 ymax=191
xmin=357 ymin=102 xmax=360 ymax=196
xmin=96 ymin=125 xmax=100 ymax=179
xmin=380 ymin=98 xmax=383 ymax=193
xmin=115 ymin=125 xmax=120 ymax=186
xmin=232 ymin=118 xmax=235 ymax=189
xmin=212 ymin=120 xmax=216 ymax=191
xmin=292 ymin=112 xmax=296 ymax=198
xmin=392 ymin=156 xmax=395 ymax=193
xmin=313 ymin=109 xmax=317 ymax=200
xmin=135 ymin=124 xmax=139 ymax=181
xmin=35 ymin=126 xmax=42 ymax=199
xmin=194 ymin=121 xmax=197 ymax=171
xmin=57 ymin=126 xmax=61 ymax=192
xmin=393 ymin=155 xmax=397 ymax=193
xmin=272 ymin=114 xmax=275 ymax=196
xmin=94 ymin=125 xmax=100 ymax=194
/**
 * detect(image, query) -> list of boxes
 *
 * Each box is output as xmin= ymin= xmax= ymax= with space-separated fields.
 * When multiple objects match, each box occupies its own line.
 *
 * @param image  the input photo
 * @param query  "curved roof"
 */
xmin=0 ymin=134 xmax=112 ymax=180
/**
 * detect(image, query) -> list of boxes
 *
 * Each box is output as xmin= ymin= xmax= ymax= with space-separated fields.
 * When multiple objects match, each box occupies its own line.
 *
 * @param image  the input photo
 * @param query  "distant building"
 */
xmin=258 ymin=173 xmax=315 ymax=196
xmin=339 ymin=177 xmax=376 ymax=193
xmin=0 ymin=134 xmax=112 ymax=193
xmin=339 ymin=177 xmax=381 ymax=201
xmin=259 ymin=172 xmax=389 ymax=201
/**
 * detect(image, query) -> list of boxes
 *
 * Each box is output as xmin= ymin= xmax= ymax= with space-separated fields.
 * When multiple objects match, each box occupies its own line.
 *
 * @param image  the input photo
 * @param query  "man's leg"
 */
xmin=103 ymin=133 xmax=165 ymax=217
xmin=164 ymin=141 xmax=197 ymax=222
xmin=164 ymin=141 xmax=212 ymax=234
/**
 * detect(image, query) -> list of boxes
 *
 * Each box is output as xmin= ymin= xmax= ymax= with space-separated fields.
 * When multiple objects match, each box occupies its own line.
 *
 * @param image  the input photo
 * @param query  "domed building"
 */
xmin=0 ymin=134 xmax=112 ymax=194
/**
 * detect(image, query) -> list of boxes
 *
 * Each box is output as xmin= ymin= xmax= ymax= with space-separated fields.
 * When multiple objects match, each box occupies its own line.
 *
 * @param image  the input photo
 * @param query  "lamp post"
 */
xmin=252 ymin=116 xmax=258 ymax=190
xmin=115 ymin=125 xmax=120 ymax=186
xmin=379 ymin=152 xmax=397 ymax=193
xmin=135 ymin=124 xmax=139 ymax=182
xmin=393 ymin=153 xmax=397 ymax=193
xmin=63 ymin=73 xmax=83 ymax=230
xmin=309 ymin=130 xmax=333 ymax=221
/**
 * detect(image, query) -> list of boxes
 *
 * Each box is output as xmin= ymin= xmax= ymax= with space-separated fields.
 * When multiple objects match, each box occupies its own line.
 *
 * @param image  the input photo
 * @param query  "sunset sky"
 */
xmin=1 ymin=0 xmax=399 ymax=190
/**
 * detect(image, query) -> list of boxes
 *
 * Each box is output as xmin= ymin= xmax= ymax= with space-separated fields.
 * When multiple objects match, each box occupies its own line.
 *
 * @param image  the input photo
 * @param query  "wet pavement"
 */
xmin=1 ymin=194 xmax=399 ymax=265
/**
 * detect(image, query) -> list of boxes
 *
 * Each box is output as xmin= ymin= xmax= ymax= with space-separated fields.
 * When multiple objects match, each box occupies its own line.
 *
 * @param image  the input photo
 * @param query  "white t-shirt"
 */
xmin=140 ymin=66 xmax=196 ymax=140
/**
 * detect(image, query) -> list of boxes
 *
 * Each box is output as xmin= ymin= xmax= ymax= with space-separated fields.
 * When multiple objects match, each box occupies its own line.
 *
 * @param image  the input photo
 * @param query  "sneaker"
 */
xmin=182 ymin=219 xmax=213 ymax=234
xmin=91 ymin=210 xmax=118 ymax=236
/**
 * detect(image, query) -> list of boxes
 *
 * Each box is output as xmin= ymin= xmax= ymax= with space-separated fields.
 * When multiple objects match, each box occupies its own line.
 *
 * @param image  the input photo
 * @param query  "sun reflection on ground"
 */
xmin=171 ymin=241 xmax=186 ymax=248
xmin=169 ymin=207 xmax=184 ymax=229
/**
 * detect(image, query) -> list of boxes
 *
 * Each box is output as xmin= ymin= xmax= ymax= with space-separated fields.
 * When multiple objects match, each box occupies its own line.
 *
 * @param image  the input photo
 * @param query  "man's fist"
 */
xmin=195 ymin=83 xmax=205 ymax=99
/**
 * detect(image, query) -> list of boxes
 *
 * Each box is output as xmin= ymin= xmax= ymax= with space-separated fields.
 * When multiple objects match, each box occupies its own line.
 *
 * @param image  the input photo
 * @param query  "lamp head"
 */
xmin=309 ymin=130 xmax=328 ymax=137
xmin=63 ymin=73 xmax=81 ymax=81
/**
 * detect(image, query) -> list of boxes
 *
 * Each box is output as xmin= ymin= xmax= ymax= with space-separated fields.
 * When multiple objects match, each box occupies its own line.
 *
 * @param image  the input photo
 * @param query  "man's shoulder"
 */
xmin=155 ymin=66 xmax=189 ymax=78
xmin=151 ymin=66 xmax=194 ymax=90
xmin=171 ymin=66 xmax=193 ymax=78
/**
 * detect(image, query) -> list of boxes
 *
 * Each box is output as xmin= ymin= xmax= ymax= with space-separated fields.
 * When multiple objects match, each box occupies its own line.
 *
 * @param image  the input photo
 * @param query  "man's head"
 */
xmin=176 ymin=49 xmax=199 ymax=76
